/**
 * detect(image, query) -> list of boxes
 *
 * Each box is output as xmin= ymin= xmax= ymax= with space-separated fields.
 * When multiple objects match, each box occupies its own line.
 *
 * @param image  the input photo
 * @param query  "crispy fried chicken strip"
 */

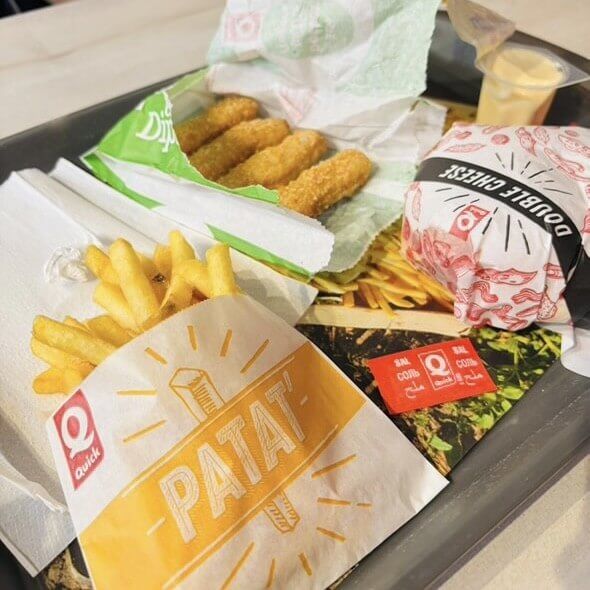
xmin=217 ymin=130 xmax=328 ymax=189
xmin=278 ymin=150 xmax=372 ymax=217
xmin=175 ymin=96 xmax=258 ymax=154
xmin=189 ymin=118 xmax=290 ymax=180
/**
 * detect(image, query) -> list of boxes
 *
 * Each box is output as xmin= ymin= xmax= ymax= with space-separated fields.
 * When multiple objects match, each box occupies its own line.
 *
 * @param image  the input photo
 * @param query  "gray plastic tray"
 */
xmin=0 ymin=13 xmax=588 ymax=590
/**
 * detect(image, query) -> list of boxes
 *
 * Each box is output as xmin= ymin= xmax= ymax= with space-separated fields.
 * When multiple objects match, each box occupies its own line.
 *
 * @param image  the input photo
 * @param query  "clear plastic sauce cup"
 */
xmin=476 ymin=44 xmax=566 ymax=126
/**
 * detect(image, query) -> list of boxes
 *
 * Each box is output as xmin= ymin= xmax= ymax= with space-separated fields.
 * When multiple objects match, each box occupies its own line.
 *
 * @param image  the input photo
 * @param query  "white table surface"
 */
xmin=1 ymin=1 xmax=589 ymax=588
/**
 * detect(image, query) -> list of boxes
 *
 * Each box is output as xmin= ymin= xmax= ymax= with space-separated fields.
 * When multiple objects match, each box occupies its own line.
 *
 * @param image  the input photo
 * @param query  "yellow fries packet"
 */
xmin=46 ymin=295 xmax=446 ymax=589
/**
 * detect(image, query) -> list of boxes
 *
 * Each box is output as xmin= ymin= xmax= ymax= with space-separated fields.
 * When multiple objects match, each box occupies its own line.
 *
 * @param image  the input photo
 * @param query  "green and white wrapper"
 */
xmin=84 ymin=0 xmax=445 ymax=276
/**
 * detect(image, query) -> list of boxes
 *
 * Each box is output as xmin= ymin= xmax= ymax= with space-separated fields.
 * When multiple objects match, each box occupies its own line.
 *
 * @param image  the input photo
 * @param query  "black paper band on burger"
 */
xmin=562 ymin=251 xmax=590 ymax=329
xmin=416 ymin=156 xmax=590 ymax=328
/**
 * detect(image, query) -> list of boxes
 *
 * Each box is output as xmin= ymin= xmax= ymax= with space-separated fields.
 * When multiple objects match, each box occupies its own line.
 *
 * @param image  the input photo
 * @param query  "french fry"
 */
xmin=153 ymin=245 xmax=172 ymax=279
xmin=368 ymin=268 xmax=390 ymax=281
xmin=86 ymin=246 xmax=164 ymax=300
xmin=371 ymin=285 xmax=396 ymax=317
xmin=176 ymin=259 xmax=212 ymax=298
xmin=358 ymin=282 xmax=378 ymax=309
xmin=409 ymin=293 xmax=429 ymax=306
xmin=161 ymin=231 xmax=198 ymax=315
xmin=93 ymin=283 xmax=138 ymax=332
xmin=150 ymin=279 xmax=167 ymax=304
xmin=417 ymin=272 xmax=455 ymax=300
xmin=33 ymin=367 xmax=86 ymax=395
xmin=138 ymin=254 xmax=158 ymax=279
xmin=60 ymin=368 xmax=87 ymax=391
xmin=109 ymin=239 xmax=160 ymax=328
xmin=161 ymin=274 xmax=194 ymax=317
xmin=85 ymin=245 xmax=119 ymax=284
xmin=169 ymin=231 xmax=195 ymax=266
xmin=313 ymin=276 xmax=347 ymax=295
xmin=437 ymin=297 xmax=455 ymax=312
xmin=63 ymin=316 xmax=91 ymax=333
xmin=30 ymin=338 xmax=94 ymax=375
xmin=342 ymin=291 xmax=356 ymax=307
xmin=387 ymin=267 xmax=423 ymax=289
xmin=33 ymin=316 xmax=115 ymax=365
xmin=361 ymin=277 xmax=424 ymax=300
xmin=138 ymin=254 xmax=167 ymax=302
xmin=86 ymin=316 xmax=132 ymax=348
xmin=206 ymin=244 xmax=238 ymax=297
xmin=382 ymin=290 xmax=415 ymax=308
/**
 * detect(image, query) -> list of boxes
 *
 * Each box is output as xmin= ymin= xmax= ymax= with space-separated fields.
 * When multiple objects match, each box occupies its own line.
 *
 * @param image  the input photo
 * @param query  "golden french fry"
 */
xmin=358 ymin=282 xmax=378 ymax=309
xmin=388 ymin=267 xmax=423 ymax=289
xmin=33 ymin=367 xmax=86 ymax=395
xmin=382 ymin=290 xmax=415 ymax=309
xmin=408 ymin=293 xmax=429 ymax=306
xmin=109 ymin=239 xmax=160 ymax=328
xmin=33 ymin=316 xmax=115 ymax=365
xmin=371 ymin=286 xmax=396 ymax=317
xmin=138 ymin=254 xmax=167 ymax=302
xmin=342 ymin=291 xmax=355 ymax=307
xmin=153 ymin=245 xmax=172 ymax=280
xmin=138 ymin=254 xmax=158 ymax=278
xmin=360 ymin=277 xmax=424 ymax=299
xmin=176 ymin=259 xmax=212 ymax=298
xmin=93 ymin=282 xmax=138 ymax=332
xmin=375 ymin=250 xmax=403 ymax=263
xmin=206 ymin=244 xmax=237 ymax=297
xmin=33 ymin=369 xmax=61 ymax=394
xmin=313 ymin=276 xmax=347 ymax=294
xmin=86 ymin=316 xmax=132 ymax=348
xmin=371 ymin=259 xmax=400 ymax=276
xmin=63 ymin=316 xmax=91 ymax=333
xmin=163 ymin=231 xmax=197 ymax=313
xmin=161 ymin=274 xmax=194 ymax=317
xmin=150 ymin=279 xmax=167 ymax=304
xmin=85 ymin=245 xmax=119 ymax=284
xmin=169 ymin=231 xmax=195 ymax=266
xmin=431 ymin=294 xmax=455 ymax=312
xmin=30 ymin=338 xmax=94 ymax=375
xmin=417 ymin=273 xmax=454 ymax=300
xmin=367 ymin=268 xmax=390 ymax=281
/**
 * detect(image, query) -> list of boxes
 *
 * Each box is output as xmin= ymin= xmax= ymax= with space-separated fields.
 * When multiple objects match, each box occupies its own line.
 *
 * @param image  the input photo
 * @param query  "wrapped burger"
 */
xmin=403 ymin=124 xmax=590 ymax=374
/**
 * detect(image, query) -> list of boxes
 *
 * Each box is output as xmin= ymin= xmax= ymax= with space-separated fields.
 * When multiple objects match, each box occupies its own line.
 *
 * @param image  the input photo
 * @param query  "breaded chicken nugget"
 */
xmin=189 ymin=118 xmax=290 ymax=180
xmin=175 ymin=96 xmax=258 ymax=154
xmin=217 ymin=130 xmax=328 ymax=189
xmin=278 ymin=150 xmax=372 ymax=217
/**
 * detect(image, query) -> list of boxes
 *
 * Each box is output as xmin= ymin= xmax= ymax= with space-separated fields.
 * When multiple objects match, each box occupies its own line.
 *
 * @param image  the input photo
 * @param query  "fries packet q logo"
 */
xmin=46 ymin=295 xmax=446 ymax=589
xmin=53 ymin=390 xmax=104 ymax=490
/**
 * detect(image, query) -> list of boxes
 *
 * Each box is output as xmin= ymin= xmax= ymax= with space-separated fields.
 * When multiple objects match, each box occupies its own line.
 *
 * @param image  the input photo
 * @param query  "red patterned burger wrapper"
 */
xmin=403 ymin=125 xmax=590 ymax=331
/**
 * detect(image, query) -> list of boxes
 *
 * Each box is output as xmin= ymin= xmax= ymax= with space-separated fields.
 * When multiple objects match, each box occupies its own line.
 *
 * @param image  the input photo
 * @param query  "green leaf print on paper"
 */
xmin=341 ymin=0 xmax=439 ymax=96
xmin=262 ymin=0 xmax=354 ymax=59
xmin=429 ymin=435 xmax=453 ymax=452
